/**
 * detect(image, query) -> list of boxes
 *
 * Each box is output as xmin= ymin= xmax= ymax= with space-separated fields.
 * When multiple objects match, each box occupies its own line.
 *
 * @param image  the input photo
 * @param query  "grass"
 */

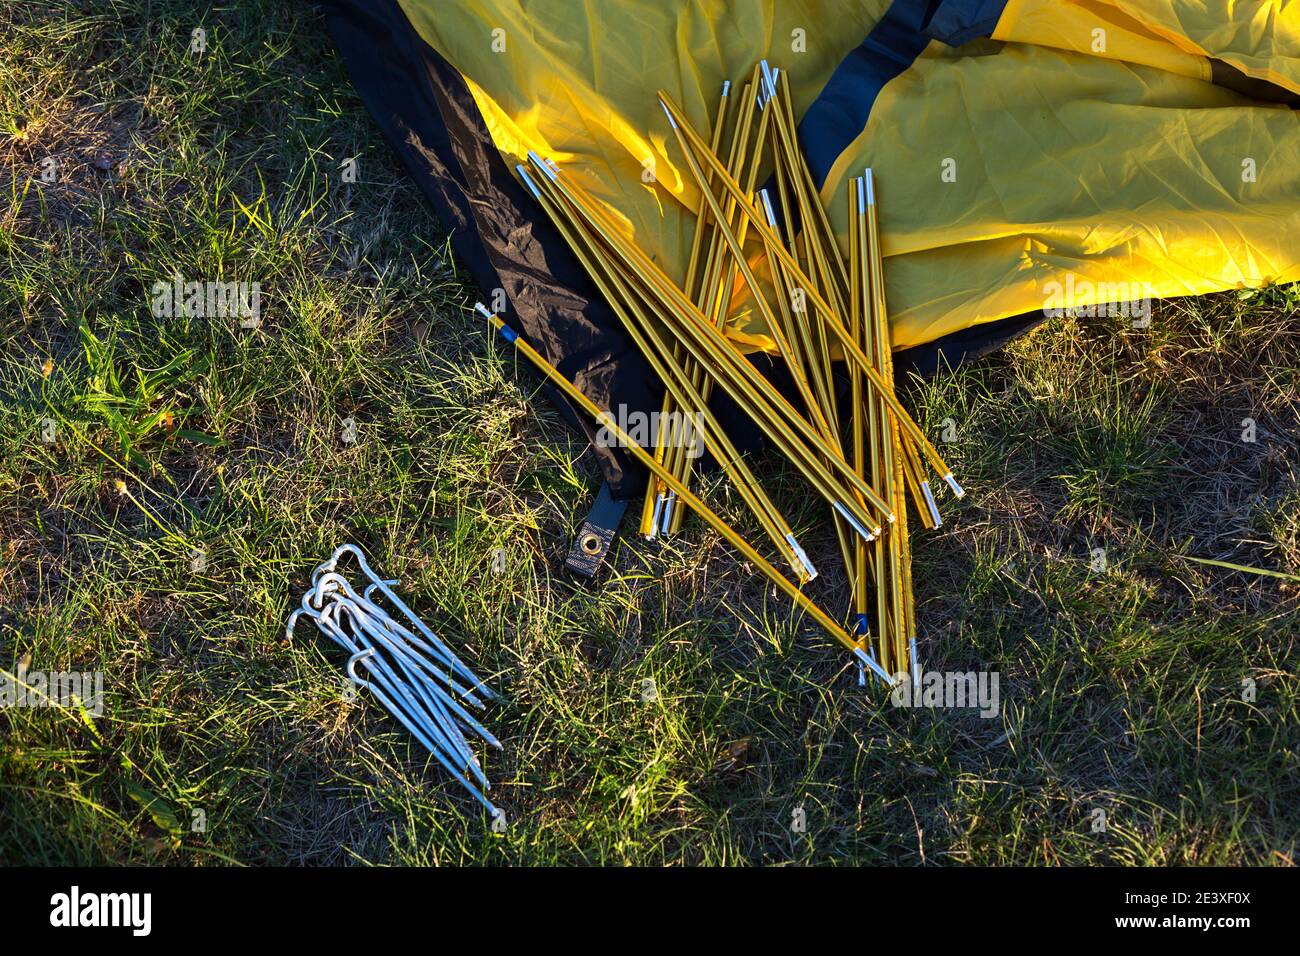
xmin=1 ymin=1 xmax=1297 ymax=866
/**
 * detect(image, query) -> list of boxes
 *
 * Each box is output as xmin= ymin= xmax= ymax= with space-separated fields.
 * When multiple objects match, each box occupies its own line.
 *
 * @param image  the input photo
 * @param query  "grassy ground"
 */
xmin=1 ymin=2 xmax=1297 ymax=866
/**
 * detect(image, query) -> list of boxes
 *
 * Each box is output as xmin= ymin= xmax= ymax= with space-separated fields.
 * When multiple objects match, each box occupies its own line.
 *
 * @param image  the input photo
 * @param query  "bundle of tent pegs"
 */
xmin=483 ymin=60 xmax=964 ymax=687
xmin=286 ymin=544 xmax=502 ymax=815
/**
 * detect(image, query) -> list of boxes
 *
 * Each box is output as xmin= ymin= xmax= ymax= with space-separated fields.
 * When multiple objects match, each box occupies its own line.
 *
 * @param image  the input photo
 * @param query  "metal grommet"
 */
xmin=580 ymin=533 xmax=602 ymax=555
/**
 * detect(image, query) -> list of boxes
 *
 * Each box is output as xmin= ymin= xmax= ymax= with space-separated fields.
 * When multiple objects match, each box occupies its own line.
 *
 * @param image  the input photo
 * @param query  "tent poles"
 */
xmin=848 ymin=176 xmax=871 ymax=633
xmin=517 ymin=163 xmax=816 ymax=581
xmin=761 ymin=68 xmax=865 ymax=616
xmin=496 ymin=66 xmax=965 ymax=683
xmin=478 ymin=304 xmax=860 ymax=654
xmin=621 ymin=117 xmax=892 ymax=525
xmin=864 ymin=168 xmax=919 ymax=674
xmin=641 ymin=79 xmax=732 ymax=539
xmin=659 ymin=89 xmax=963 ymax=498
xmin=529 ymin=153 xmax=892 ymax=535
xmin=668 ymin=66 xmax=769 ymax=535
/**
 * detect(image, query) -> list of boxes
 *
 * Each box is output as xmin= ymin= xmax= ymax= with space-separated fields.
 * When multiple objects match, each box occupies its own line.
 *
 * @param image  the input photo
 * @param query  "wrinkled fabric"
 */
xmin=396 ymin=0 xmax=1300 ymax=351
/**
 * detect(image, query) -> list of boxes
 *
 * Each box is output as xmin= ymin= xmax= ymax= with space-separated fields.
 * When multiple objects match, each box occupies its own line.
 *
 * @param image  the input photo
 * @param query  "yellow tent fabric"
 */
xmin=396 ymin=0 xmax=1300 ymax=352
xmin=1079 ymin=0 xmax=1300 ymax=93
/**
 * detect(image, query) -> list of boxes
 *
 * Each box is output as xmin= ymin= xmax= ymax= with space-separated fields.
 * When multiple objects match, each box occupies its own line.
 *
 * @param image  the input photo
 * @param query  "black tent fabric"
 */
xmin=320 ymin=0 xmax=1047 ymax=498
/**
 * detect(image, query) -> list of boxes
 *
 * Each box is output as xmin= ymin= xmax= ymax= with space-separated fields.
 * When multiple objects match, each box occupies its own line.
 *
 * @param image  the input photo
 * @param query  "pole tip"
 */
xmin=864 ymin=168 xmax=876 ymax=205
xmin=853 ymin=647 xmax=897 ymax=688
xmin=921 ymin=480 xmax=943 ymax=528
xmin=785 ymin=533 xmax=818 ymax=581
xmin=530 ymin=152 xmax=558 ymax=180
xmin=515 ymin=165 xmax=541 ymax=199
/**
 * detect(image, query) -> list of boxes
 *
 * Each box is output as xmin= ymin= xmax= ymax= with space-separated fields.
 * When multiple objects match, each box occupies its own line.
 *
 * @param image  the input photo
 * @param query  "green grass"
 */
xmin=1 ymin=1 xmax=1297 ymax=866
